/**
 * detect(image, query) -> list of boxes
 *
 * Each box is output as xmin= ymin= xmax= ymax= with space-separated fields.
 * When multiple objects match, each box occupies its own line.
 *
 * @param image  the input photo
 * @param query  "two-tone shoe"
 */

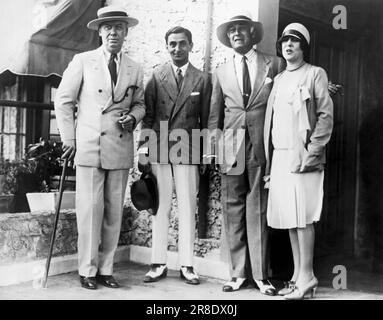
xmin=222 ymin=277 xmax=248 ymax=292
xmin=254 ymin=279 xmax=277 ymax=296
xmin=143 ymin=264 xmax=168 ymax=283
xmin=180 ymin=266 xmax=200 ymax=285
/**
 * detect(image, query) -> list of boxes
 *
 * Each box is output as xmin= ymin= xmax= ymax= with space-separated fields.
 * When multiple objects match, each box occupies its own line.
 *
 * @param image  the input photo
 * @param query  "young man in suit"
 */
xmin=54 ymin=6 xmax=145 ymax=290
xmin=139 ymin=26 xmax=211 ymax=285
xmin=207 ymin=12 xmax=286 ymax=296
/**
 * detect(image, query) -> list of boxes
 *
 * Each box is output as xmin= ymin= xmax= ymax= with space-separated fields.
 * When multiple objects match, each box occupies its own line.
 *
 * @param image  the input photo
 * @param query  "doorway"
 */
xmin=271 ymin=8 xmax=362 ymax=278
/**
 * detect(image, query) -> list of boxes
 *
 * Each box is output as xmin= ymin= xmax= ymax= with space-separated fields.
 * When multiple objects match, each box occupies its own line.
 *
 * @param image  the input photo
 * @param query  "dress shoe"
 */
xmin=254 ymin=279 xmax=276 ymax=296
xmin=278 ymin=280 xmax=296 ymax=296
xmin=222 ymin=277 xmax=248 ymax=292
xmin=180 ymin=266 xmax=200 ymax=285
xmin=143 ymin=264 xmax=168 ymax=283
xmin=79 ymin=276 xmax=97 ymax=290
xmin=284 ymin=277 xmax=318 ymax=300
xmin=96 ymin=275 xmax=120 ymax=288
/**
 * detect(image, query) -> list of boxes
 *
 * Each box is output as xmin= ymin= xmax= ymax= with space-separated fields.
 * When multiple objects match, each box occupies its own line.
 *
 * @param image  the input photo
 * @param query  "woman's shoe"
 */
xmin=284 ymin=277 xmax=318 ymax=300
xmin=277 ymin=280 xmax=296 ymax=296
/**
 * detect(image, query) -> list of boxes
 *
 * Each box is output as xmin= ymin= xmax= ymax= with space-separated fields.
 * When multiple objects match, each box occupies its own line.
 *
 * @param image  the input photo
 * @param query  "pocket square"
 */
xmin=265 ymin=77 xmax=273 ymax=84
xmin=190 ymin=92 xmax=200 ymax=96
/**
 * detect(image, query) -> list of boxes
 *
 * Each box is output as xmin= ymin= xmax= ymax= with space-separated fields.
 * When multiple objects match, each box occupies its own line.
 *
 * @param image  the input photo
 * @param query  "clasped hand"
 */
xmin=118 ymin=114 xmax=135 ymax=132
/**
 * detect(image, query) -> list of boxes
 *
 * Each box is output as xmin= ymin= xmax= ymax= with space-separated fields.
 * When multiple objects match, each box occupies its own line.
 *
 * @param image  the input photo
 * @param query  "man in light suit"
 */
xmin=54 ymin=7 xmax=145 ymax=290
xmin=207 ymin=12 xmax=285 ymax=296
xmin=138 ymin=26 xmax=211 ymax=285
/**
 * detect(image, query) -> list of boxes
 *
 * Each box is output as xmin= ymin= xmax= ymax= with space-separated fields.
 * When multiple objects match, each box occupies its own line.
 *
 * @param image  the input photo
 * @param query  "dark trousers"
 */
xmin=221 ymin=134 xmax=269 ymax=280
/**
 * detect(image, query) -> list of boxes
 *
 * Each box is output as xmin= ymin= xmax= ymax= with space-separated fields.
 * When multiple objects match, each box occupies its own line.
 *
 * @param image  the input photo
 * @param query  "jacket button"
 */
xmin=101 ymin=132 xmax=106 ymax=136
xmin=119 ymin=134 xmax=123 ymax=138
xmin=98 ymin=89 xmax=102 ymax=93
xmin=241 ymin=125 xmax=246 ymax=129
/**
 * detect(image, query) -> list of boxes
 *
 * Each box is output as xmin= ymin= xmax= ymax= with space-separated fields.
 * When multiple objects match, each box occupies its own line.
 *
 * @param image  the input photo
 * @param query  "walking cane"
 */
xmin=42 ymin=158 xmax=69 ymax=288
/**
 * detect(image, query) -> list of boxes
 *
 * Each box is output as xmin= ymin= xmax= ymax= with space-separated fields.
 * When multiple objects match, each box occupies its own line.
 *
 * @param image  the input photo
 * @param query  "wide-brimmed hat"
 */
xmin=130 ymin=171 xmax=159 ymax=215
xmin=87 ymin=6 xmax=139 ymax=31
xmin=216 ymin=11 xmax=263 ymax=48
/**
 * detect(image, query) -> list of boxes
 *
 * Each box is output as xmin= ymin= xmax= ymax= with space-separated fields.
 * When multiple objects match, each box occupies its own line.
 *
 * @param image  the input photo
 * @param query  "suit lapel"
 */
xmin=159 ymin=63 xmax=179 ymax=103
xmin=170 ymin=64 xmax=200 ymax=120
xmin=95 ymin=47 xmax=114 ymax=111
xmin=102 ymin=51 xmax=134 ymax=112
xmin=226 ymin=57 xmax=244 ymax=108
xmin=91 ymin=47 xmax=111 ymax=95
xmin=246 ymin=51 xmax=269 ymax=108
xmin=114 ymin=53 xmax=133 ymax=99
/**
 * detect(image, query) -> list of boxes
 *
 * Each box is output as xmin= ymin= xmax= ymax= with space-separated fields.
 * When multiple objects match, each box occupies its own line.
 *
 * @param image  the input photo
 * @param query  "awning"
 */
xmin=0 ymin=0 xmax=102 ymax=84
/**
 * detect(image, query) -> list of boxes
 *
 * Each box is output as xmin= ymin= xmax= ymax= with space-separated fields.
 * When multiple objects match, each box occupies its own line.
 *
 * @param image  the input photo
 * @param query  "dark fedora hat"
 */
xmin=130 ymin=171 xmax=159 ymax=215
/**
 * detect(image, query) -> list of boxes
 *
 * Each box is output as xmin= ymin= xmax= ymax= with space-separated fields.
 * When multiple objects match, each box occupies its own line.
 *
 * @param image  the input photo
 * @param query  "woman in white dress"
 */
xmin=263 ymin=23 xmax=334 ymax=299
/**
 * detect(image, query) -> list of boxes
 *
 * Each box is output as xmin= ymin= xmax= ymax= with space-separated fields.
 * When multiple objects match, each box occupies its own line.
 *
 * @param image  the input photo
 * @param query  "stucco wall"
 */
xmin=108 ymin=0 xmax=276 ymax=261
xmin=108 ymin=0 xmax=231 ymax=258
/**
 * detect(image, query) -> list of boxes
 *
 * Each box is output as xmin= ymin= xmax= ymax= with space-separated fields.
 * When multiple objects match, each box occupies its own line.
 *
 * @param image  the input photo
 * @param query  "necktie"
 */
xmin=108 ymin=53 xmax=117 ymax=85
xmin=176 ymin=68 xmax=183 ymax=90
xmin=242 ymin=56 xmax=251 ymax=106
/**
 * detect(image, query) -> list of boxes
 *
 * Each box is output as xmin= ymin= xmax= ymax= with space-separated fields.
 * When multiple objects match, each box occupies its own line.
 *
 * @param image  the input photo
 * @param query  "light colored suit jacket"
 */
xmin=141 ymin=62 xmax=211 ymax=164
xmin=264 ymin=63 xmax=333 ymax=175
xmin=55 ymin=47 xmax=145 ymax=169
xmin=208 ymin=50 xmax=284 ymax=172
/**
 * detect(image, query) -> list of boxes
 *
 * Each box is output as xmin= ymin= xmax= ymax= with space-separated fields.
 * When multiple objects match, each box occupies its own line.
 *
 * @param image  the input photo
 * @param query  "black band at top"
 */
xmin=282 ymin=29 xmax=305 ymax=41
xmin=99 ymin=11 xmax=127 ymax=19
xmin=230 ymin=15 xmax=252 ymax=21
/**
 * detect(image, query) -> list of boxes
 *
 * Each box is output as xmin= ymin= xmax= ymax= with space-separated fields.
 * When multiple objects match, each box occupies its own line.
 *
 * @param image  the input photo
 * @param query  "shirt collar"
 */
xmin=234 ymin=48 xmax=256 ymax=64
xmin=172 ymin=62 xmax=189 ymax=76
xmin=103 ymin=48 xmax=122 ymax=64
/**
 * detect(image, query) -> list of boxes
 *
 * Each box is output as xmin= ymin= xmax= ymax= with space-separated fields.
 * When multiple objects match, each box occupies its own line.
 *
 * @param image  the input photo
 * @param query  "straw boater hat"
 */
xmin=87 ymin=6 xmax=139 ymax=30
xmin=216 ymin=11 xmax=264 ymax=48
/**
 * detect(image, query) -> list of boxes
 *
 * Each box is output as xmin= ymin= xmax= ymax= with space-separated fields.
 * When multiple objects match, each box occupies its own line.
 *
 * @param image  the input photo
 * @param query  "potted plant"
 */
xmin=0 ymin=159 xmax=12 ymax=212
xmin=0 ymin=159 xmax=5 ymax=194
xmin=24 ymin=138 xmax=76 ymax=212
xmin=0 ymin=158 xmax=38 ymax=212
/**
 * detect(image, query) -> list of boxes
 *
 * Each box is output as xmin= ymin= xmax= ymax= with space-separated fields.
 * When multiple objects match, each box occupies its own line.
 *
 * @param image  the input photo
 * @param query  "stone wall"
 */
xmin=107 ymin=0 xmax=231 ymax=258
xmin=109 ymin=0 xmax=212 ymax=80
xmin=0 ymin=208 xmax=140 ymax=265
xmin=0 ymin=210 xmax=78 ymax=264
xmin=125 ymin=167 xmax=222 ymax=258
xmin=0 ymin=203 xmax=221 ymax=264
xmin=107 ymin=0 xmax=269 ymax=261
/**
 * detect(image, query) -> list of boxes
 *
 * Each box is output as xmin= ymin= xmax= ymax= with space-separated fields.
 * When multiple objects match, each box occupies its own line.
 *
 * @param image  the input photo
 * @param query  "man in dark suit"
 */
xmin=138 ymin=26 xmax=211 ymax=285
xmin=207 ymin=12 xmax=285 ymax=296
